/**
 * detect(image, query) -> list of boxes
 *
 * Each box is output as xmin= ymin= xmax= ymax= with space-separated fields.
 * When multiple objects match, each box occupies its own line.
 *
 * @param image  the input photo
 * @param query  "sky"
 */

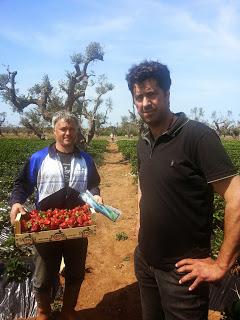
xmin=0 ymin=0 xmax=240 ymax=126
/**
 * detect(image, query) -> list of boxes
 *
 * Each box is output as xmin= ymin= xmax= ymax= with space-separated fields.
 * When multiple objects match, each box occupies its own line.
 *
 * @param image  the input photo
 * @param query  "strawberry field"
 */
xmin=0 ymin=137 xmax=239 ymax=319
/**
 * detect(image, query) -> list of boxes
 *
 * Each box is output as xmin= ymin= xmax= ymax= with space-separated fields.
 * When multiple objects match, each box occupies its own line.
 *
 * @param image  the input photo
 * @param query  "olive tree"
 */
xmin=0 ymin=42 xmax=113 ymax=146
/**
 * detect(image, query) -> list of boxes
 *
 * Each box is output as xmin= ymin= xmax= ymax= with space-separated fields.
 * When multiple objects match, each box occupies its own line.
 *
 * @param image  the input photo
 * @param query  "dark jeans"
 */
xmin=134 ymin=246 xmax=209 ymax=320
xmin=33 ymin=238 xmax=88 ymax=292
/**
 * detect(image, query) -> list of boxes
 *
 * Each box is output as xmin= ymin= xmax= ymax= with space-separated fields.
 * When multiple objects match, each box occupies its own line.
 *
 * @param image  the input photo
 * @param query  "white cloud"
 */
xmin=1 ymin=0 xmax=240 ymax=60
xmin=0 ymin=14 xmax=134 ymax=56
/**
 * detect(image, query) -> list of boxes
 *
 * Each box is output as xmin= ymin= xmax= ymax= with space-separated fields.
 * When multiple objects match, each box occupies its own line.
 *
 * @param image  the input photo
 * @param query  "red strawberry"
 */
xmin=31 ymin=222 xmax=40 ymax=232
xmin=77 ymin=216 xmax=83 ymax=226
xmin=59 ymin=221 xmax=68 ymax=229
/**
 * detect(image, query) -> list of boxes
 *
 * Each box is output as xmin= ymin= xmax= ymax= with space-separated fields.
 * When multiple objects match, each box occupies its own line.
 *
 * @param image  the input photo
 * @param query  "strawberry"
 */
xmin=31 ymin=222 xmax=40 ymax=232
xmin=77 ymin=216 xmax=83 ymax=226
xmin=59 ymin=221 xmax=68 ymax=229
xmin=21 ymin=205 xmax=92 ymax=233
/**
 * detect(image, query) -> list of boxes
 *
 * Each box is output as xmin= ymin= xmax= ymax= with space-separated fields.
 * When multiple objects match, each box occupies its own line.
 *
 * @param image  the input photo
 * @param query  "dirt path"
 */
xmin=75 ymin=142 xmax=140 ymax=320
xmin=75 ymin=142 xmax=221 ymax=320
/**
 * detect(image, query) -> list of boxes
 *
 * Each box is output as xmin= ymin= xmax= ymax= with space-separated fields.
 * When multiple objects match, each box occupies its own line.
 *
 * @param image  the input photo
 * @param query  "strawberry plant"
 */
xmin=0 ymin=233 xmax=33 ymax=282
xmin=116 ymin=231 xmax=128 ymax=241
xmin=117 ymin=140 xmax=138 ymax=176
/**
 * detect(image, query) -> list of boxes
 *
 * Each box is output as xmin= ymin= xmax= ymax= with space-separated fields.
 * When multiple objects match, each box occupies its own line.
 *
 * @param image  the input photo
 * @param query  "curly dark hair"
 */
xmin=126 ymin=60 xmax=171 ymax=94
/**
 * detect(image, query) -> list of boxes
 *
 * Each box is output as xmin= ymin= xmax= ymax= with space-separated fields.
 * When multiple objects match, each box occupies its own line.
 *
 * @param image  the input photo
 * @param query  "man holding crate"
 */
xmin=126 ymin=60 xmax=240 ymax=320
xmin=10 ymin=111 xmax=102 ymax=320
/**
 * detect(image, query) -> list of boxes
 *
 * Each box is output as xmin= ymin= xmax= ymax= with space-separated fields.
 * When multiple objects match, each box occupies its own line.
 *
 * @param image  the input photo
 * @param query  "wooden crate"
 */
xmin=14 ymin=211 xmax=96 ymax=246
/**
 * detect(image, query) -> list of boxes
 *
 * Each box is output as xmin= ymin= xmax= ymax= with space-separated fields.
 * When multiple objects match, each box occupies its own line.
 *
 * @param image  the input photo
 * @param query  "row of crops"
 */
xmin=117 ymin=140 xmax=138 ymax=176
xmin=117 ymin=138 xmax=240 ymax=257
xmin=222 ymin=140 xmax=240 ymax=170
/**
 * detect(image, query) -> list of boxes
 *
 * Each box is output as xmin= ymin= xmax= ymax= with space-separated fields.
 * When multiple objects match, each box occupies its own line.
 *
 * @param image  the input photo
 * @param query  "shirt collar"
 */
xmin=142 ymin=112 xmax=189 ymax=142
xmin=167 ymin=112 xmax=189 ymax=137
xmin=49 ymin=143 xmax=82 ymax=158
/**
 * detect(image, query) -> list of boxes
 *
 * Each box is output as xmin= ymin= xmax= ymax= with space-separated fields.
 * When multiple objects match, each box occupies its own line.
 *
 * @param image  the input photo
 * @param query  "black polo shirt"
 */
xmin=137 ymin=113 xmax=237 ymax=270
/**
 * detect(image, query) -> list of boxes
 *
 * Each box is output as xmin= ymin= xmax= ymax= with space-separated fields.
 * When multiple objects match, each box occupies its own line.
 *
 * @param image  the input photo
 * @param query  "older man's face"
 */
xmin=54 ymin=119 xmax=78 ymax=151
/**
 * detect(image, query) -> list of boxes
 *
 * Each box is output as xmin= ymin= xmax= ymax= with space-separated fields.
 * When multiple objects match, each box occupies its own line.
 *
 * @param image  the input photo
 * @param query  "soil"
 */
xmin=73 ymin=142 xmax=222 ymax=320
xmin=75 ymin=141 xmax=139 ymax=320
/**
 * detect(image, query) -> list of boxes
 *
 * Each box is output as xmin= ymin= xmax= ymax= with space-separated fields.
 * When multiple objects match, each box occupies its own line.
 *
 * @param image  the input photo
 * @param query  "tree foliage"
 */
xmin=189 ymin=107 xmax=206 ymax=123
xmin=0 ymin=42 xmax=114 ymax=146
xmin=211 ymin=110 xmax=240 ymax=138
xmin=188 ymin=107 xmax=240 ymax=139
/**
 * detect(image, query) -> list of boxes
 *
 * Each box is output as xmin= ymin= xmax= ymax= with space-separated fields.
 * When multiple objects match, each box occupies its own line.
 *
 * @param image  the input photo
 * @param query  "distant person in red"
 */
xmin=126 ymin=60 xmax=240 ymax=320
xmin=10 ymin=111 xmax=102 ymax=320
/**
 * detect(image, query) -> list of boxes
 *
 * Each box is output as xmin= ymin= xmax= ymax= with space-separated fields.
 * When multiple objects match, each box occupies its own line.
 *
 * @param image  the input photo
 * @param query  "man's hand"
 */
xmin=10 ymin=203 xmax=26 ymax=225
xmin=175 ymin=257 xmax=227 ymax=291
xmin=92 ymin=195 xmax=103 ymax=204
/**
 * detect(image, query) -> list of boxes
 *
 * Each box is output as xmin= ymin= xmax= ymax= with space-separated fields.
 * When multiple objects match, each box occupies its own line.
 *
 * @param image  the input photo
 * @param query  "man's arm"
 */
xmin=85 ymin=154 xmax=101 ymax=196
xmin=9 ymin=160 xmax=33 ymax=224
xmin=86 ymin=155 xmax=102 ymax=203
xmin=213 ymin=175 xmax=240 ymax=270
xmin=176 ymin=175 xmax=240 ymax=291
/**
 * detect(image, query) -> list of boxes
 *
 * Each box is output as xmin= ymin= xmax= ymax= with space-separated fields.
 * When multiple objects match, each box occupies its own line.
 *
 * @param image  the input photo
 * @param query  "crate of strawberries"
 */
xmin=14 ymin=204 xmax=96 ymax=246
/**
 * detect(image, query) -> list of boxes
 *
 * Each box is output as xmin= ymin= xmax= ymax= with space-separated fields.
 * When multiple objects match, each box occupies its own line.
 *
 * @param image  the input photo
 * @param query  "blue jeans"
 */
xmin=134 ymin=246 xmax=209 ymax=320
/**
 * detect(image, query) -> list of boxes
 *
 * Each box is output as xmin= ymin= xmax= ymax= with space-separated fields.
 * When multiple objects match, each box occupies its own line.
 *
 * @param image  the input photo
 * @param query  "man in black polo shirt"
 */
xmin=126 ymin=60 xmax=240 ymax=320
